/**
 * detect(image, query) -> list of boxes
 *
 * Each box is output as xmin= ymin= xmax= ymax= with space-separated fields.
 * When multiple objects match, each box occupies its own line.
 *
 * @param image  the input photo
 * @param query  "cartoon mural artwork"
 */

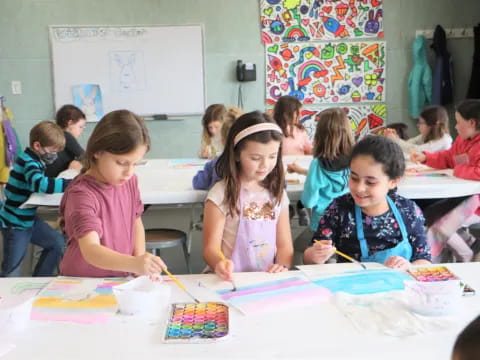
xmin=299 ymin=104 xmax=386 ymax=141
xmin=266 ymin=41 xmax=385 ymax=105
xmin=260 ymin=0 xmax=384 ymax=44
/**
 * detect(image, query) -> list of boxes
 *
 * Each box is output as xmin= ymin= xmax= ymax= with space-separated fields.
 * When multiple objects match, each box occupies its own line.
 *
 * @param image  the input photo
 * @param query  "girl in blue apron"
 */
xmin=202 ymin=111 xmax=293 ymax=282
xmin=304 ymin=136 xmax=431 ymax=269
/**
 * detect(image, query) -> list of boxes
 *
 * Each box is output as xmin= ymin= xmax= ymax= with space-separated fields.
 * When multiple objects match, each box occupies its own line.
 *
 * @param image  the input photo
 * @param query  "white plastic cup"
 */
xmin=404 ymin=280 xmax=464 ymax=316
xmin=113 ymin=276 xmax=171 ymax=316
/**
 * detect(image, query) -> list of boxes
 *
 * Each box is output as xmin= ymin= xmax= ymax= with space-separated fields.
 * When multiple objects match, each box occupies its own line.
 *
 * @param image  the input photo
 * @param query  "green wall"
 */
xmin=1 ymin=0 xmax=479 ymax=157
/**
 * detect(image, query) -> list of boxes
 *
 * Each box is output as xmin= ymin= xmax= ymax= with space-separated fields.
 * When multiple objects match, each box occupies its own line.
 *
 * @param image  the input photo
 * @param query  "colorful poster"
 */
xmin=298 ymin=104 xmax=386 ymax=141
xmin=266 ymin=41 xmax=385 ymax=105
xmin=260 ymin=0 xmax=384 ymax=44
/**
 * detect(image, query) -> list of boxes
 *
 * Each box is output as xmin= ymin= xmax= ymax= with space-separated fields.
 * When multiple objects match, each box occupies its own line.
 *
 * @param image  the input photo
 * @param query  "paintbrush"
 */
xmin=163 ymin=268 xmax=200 ymax=304
xmin=218 ymin=249 xmax=237 ymax=291
xmin=314 ymin=240 xmax=367 ymax=270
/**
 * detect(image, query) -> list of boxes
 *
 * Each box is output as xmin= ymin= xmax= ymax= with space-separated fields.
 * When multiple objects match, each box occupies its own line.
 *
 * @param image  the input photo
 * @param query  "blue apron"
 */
xmin=355 ymin=196 xmax=413 ymax=264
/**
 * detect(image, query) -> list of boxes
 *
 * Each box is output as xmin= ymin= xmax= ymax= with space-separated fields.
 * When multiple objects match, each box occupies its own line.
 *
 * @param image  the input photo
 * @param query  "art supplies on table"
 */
xmin=216 ymin=276 xmax=331 ymax=315
xmin=31 ymin=277 xmax=126 ymax=324
xmin=405 ymin=172 xmax=449 ymax=178
xmin=407 ymin=266 xmax=476 ymax=296
xmin=164 ymin=269 xmax=200 ymax=304
xmin=164 ymin=302 xmax=229 ymax=343
xmin=168 ymin=158 xmax=208 ymax=168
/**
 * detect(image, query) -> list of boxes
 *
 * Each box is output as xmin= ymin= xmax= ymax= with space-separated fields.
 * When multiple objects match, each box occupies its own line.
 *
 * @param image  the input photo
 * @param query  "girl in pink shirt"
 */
xmin=60 ymin=110 xmax=166 ymax=277
xmin=274 ymin=96 xmax=313 ymax=225
xmin=273 ymin=96 xmax=312 ymax=156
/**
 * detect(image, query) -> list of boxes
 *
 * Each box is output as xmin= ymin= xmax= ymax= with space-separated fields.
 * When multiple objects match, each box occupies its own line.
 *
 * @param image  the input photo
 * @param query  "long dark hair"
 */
xmin=82 ymin=110 xmax=150 ymax=173
xmin=420 ymin=105 xmax=449 ymax=143
xmin=351 ymin=135 xmax=405 ymax=179
xmin=273 ymin=96 xmax=303 ymax=137
xmin=215 ymin=111 xmax=284 ymax=216
xmin=457 ymin=99 xmax=480 ymax=130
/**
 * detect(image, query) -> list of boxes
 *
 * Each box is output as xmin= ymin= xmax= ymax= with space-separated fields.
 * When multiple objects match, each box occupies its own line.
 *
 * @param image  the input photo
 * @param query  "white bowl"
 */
xmin=113 ymin=276 xmax=171 ymax=315
xmin=404 ymin=280 xmax=464 ymax=316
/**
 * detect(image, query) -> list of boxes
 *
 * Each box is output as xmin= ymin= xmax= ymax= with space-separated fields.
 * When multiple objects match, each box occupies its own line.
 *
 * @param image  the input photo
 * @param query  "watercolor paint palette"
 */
xmin=407 ymin=266 xmax=475 ymax=296
xmin=164 ymin=302 xmax=229 ymax=343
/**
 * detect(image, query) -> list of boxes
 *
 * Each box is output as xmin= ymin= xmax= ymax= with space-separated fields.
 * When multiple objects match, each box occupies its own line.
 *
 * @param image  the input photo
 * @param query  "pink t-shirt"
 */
xmin=59 ymin=173 xmax=144 ymax=277
xmin=281 ymin=126 xmax=312 ymax=156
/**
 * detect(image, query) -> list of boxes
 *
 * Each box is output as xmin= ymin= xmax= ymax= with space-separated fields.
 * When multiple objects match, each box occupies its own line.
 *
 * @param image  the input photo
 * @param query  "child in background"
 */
xmin=385 ymin=122 xmax=409 ymax=140
xmin=193 ymin=106 xmax=243 ymax=190
xmin=203 ymin=111 xmax=293 ymax=281
xmin=452 ymin=315 xmax=480 ymax=360
xmin=45 ymin=104 xmax=86 ymax=177
xmin=274 ymin=95 xmax=312 ymax=225
xmin=304 ymin=136 xmax=431 ymax=269
xmin=274 ymin=95 xmax=312 ymax=156
xmin=385 ymin=105 xmax=452 ymax=153
xmin=60 ymin=110 xmax=166 ymax=277
xmin=199 ymin=104 xmax=227 ymax=159
xmin=411 ymin=100 xmax=480 ymax=262
xmin=0 ymin=121 xmax=70 ymax=277
xmin=290 ymin=108 xmax=353 ymax=252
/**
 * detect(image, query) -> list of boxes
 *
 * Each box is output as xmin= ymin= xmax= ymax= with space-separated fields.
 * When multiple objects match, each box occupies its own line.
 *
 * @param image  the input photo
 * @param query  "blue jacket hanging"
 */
xmin=408 ymin=35 xmax=433 ymax=119
xmin=431 ymin=25 xmax=454 ymax=105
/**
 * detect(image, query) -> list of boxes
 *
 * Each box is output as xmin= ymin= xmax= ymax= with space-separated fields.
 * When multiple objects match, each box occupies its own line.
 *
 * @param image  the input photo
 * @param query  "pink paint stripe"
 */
xmin=236 ymin=288 xmax=332 ymax=313
xmin=30 ymin=309 xmax=111 ymax=324
xmin=220 ymin=279 xmax=308 ymax=300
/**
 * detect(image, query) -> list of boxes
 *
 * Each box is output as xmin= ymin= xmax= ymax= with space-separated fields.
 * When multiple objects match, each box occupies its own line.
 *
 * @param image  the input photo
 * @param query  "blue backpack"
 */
xmin=2 ymin=119 xmax=18 ymax=167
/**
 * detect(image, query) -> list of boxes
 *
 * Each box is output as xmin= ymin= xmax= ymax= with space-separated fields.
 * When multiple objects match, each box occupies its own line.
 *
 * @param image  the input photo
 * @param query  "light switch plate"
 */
xmin=11 ymin=81 xmax=22 ymax=95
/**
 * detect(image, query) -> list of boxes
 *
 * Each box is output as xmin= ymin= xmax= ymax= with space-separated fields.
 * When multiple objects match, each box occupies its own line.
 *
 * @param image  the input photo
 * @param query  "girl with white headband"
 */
xmin=202 ymin=111 xmax=293 ymax=281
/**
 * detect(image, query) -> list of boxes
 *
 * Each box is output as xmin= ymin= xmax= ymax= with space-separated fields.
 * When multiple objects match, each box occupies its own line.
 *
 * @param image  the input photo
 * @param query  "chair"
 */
xmin=145 ymin=228 xmax=191 ymax=273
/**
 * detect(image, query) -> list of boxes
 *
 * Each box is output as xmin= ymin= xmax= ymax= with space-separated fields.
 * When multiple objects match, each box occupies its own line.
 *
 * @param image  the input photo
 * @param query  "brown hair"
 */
xmin=82 ymin=110 xmax=150 ymax=173
xmin=273 ymin=96 xmax=303 ymax=137
xmin=313 ymin=108 xmax=354 ymax=161
xmin=215 ymin=111 xmax=284 ymax=216
xmin=201 ymin=104 xmax=227 ymax=146
xmin=386 ymin=122 xmax=409 ymax=140
xmin=452 ymin=315 xmax=480 ymax=360
xmin=55 ymin=104 xmax=86 ymax=129
xmin=29 ymin=121 xmax=65 ymax=149
xmin=221 ymin=105 xmax=243 ymax=142
xmin=457 ymin=99 xmax=480 ymax=130
xmin=420 ymin=105 xmax=449 ymax=143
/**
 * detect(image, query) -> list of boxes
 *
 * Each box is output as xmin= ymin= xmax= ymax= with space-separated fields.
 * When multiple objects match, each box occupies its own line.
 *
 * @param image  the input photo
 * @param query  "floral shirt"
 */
xmin=312 ymin=193 xmax=431 ymax=262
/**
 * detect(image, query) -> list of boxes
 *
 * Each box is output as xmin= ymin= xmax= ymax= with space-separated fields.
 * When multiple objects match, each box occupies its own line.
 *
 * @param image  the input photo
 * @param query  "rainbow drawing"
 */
xmin=298 ymin=60 xmax=327 ymax=81
xmin=283 ymin=26 xmax=309 ymax=42
xmin=164 ymin=302 xmax=229 ymax=343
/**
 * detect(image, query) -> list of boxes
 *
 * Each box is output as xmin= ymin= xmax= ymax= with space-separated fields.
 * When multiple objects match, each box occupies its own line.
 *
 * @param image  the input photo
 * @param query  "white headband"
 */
xmin=233 ymin=123 xmax=283 ymax=146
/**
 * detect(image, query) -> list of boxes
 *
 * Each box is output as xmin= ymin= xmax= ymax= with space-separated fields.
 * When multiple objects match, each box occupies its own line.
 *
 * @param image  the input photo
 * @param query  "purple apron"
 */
xmin=230 ymin=188 xmax=279 ymax=272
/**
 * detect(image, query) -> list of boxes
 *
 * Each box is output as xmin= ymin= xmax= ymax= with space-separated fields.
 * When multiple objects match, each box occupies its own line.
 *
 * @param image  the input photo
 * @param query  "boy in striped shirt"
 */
xmin=0 ymin=121 xmax=71 ymax=276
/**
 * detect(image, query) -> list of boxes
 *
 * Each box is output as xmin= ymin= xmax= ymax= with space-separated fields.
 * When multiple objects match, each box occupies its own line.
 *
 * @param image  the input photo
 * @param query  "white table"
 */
xmin=1 ymin=262 xmax=480 ymax=360
xmin=24 ymin=157 xmax=480 ymax=207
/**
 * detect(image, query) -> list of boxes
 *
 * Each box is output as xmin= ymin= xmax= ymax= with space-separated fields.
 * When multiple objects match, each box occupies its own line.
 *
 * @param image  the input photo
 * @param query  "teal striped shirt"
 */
xmin=0 ymin=148 xmax=70 ymax=229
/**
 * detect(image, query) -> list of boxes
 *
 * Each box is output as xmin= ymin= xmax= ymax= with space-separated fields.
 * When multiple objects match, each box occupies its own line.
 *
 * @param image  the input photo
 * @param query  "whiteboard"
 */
xmin=49 ymin=25 xmax=205 ymax=118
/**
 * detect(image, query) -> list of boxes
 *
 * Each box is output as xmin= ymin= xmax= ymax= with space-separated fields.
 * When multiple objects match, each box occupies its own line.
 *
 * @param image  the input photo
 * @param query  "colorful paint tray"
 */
xmin=407 ymin=266 xmax=475 ymax=296
xmin=164 ymin=302 xmax=229 ymax=343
